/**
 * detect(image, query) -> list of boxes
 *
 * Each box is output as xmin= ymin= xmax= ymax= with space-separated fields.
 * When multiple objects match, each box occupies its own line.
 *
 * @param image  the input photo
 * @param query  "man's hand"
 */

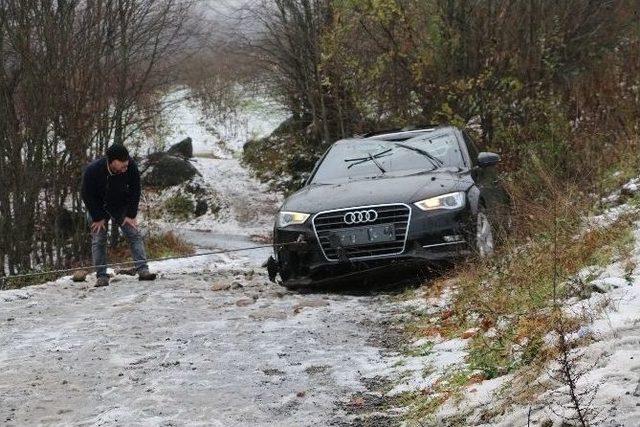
xmin=122 ymin=217 xmax=138 ymax=230
xmin=91 ymin=219 xmax=106 ymax=233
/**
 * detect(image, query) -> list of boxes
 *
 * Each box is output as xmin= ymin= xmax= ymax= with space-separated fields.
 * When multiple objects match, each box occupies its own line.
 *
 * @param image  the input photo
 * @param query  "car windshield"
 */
xmin=310 ymin=132 xmax=465 ymax=184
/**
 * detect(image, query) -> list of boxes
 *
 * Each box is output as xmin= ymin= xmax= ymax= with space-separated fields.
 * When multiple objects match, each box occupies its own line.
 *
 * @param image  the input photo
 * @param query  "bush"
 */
xmin=111 ymin=230 xmax=194 ymax=262
xmin=243 ymin=117 xmax=322 ymax=194
xmin=164 ymin=195 xmax=194 ymax=220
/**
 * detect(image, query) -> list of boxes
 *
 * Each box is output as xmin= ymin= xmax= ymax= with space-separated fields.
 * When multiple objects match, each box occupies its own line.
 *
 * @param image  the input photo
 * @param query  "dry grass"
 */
xmin=401 ymin=160 xmax=640 ymax=422
xmin=110 ymin=230 xmax=195 ymax=264
xmin=450 ymin=183 xmax=636 ymax=377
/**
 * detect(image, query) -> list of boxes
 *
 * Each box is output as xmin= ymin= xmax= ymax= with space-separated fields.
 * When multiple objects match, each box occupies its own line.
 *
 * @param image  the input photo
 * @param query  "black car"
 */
xmin=267 ymin=125 xmax=510 ymax=288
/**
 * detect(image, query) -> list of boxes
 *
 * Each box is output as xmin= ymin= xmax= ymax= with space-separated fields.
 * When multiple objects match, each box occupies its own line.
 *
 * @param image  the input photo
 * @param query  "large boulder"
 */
xmin=167 ymin=137 xmax=193 ymax=158
xmin=142 ymin=154 xmax=199 ymax=188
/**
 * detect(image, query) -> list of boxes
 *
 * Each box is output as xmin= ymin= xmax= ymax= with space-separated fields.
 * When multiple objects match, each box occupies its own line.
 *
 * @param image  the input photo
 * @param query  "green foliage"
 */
xmin=254 ymin=1 xmax=640 ymax=193
xmin=164 ymin=195 xmax=194 ymax=220
xmin=243 ymin=118 xmax=323 ymax=194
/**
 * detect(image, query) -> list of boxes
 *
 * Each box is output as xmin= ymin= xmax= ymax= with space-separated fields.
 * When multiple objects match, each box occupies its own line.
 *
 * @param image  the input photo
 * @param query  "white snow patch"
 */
xmin=134 ymin=88 xmax=288 ymax=158
xmin=586 ymin=203 xmax=636 ymax=229
xmin=138 ymin=88 xmax=286 ymax=239
xmin=432 ymin=219 xmax=640 ymax=426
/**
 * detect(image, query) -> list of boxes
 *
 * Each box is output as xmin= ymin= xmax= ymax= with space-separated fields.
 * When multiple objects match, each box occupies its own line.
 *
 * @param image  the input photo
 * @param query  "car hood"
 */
xmin=282 ymin=169 xmax=474 ymax=213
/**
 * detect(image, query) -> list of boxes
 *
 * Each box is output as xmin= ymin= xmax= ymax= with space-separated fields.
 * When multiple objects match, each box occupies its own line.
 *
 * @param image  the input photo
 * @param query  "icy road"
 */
xmin=0 ymin=261 xmax=412 ymax=426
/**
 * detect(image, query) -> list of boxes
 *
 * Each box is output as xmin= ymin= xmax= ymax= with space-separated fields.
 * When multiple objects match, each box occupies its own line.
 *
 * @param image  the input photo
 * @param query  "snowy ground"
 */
xmin=137 ymin=88 xmax=285 ymax=238
xmin=392 ymin=180 xmax=640 ymax=426
xmin=0 ymin=268 xmax=414 ymax=426
xmin=141 ymin=155 xmax=282 ymax=239
xmin=433 ymin=221 xmax=640 ymax=427
xmin=134 ymin=88 xmax=288 ymax=158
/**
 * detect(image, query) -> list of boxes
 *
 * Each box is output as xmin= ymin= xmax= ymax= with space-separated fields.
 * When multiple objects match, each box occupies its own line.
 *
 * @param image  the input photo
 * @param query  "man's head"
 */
xmin=106 ymin=144 xmax=129 ymax=174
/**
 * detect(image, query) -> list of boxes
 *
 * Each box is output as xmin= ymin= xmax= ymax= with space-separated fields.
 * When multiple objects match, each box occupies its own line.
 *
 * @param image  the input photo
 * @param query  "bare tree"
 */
xmin=0 ymin=0 xmax=193 ymax=281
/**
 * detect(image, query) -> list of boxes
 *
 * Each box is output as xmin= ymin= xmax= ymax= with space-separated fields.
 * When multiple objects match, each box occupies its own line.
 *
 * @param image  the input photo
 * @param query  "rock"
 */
xmin=621 ymin=179 xmax=640 ymax=196
xmin=115 ymin=267 xmax=137 ymax=276
xmin=633 ymin=378 xmax=640 ymax=397
xmin=231 ymin=281 xmax=244 ymax=289
xmin=72 ymin=270 xmax=88 ymax=282
xmin=462 ymin=327 xmax=480 ymax=339
xmin=349 ymin=396 xmax=365 ymax=407
xmin=293 ymin=298 xmax=330 ymax=312
xmin=235 ymin=298 xmax=254 ymax=307
xmin=249 ymin=310 xmax=288 ymax=320
xmin=194 ymin=200 xmax=208 ymax=217
xmin=296 ymin=391 xmax=306 ymax=398
xmin=142 ymin=154 xmax=199 ymax=188
xmin=167 ymin=137 xmax=193 ymax=158
xmin=211 ymin=282 xmax=231 ymax=292
xmin=590 ymin=277 xmax=627 ymax=293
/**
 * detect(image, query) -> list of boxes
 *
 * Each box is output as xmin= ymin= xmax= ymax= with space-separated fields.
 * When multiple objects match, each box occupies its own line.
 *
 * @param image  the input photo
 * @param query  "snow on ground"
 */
xmin=137 ymin=88 xmax=286 ymax=238
xmin=0 ymin=86 xmax=425 ymax=426
xmin=441 ymin=221 xmax=640 ymax=427
xmin=0 ymin=266 xmax=412 ymax=426
xmin=144 ymin=155 xmax=283 ymax=237
xmin=135 ymin=88 xmax=288 ymax=158
xmin=341 ymin=178 xmax=640 ymax=425
xmin=424 ymin=186 xmax=640 ymax=426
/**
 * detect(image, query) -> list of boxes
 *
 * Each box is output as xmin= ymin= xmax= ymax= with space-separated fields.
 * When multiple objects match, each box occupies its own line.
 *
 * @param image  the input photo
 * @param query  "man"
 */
xmin=81 ymin=144 xmax=156 ymax=287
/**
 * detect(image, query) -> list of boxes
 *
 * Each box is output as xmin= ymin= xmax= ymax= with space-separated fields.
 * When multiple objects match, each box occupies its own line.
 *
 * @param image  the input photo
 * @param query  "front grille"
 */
xmin=312 ymin=204 xmax=411 ymax=261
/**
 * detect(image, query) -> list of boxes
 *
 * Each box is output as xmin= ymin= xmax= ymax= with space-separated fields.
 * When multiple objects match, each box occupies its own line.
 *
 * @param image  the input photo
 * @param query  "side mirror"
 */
xmin=477 ymin=152 xmax=500 ymax=168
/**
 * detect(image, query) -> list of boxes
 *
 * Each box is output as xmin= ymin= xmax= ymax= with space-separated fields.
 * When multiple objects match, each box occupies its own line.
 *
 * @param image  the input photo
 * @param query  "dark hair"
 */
xmin=106 ymin=144 xmax=129 ymax=162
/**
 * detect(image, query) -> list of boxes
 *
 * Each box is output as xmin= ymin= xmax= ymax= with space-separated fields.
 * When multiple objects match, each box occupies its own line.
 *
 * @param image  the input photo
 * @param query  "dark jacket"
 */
xmin=81 ymin=157 xmax=141 ymax=222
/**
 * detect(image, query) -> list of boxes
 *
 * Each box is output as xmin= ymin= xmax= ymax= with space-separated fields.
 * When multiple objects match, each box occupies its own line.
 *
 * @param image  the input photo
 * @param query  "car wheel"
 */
xmin=476 ymin=209 xmax=495 ymax=258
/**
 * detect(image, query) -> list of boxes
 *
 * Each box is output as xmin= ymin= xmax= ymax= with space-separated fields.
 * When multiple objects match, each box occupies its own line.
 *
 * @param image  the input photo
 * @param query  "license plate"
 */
xmin=335 ymin=224 xmax=396 ymax=247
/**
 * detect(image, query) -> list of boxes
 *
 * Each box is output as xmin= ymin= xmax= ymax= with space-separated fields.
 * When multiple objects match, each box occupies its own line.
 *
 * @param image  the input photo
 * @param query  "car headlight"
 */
xmin=278 ymin=211 xmax=310 ymax=227
xmin=414 ymin=192 xmax=465 ymax=211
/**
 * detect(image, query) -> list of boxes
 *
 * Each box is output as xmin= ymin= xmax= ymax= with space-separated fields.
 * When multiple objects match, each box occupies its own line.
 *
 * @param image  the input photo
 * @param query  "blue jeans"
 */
xmin=88 ymin=211 xmax=149 ymax=277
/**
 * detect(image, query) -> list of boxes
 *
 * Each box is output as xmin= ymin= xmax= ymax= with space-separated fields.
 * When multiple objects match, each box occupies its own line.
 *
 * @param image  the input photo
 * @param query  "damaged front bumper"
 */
xmin=268 ymin=205 xmax=473 ymax=286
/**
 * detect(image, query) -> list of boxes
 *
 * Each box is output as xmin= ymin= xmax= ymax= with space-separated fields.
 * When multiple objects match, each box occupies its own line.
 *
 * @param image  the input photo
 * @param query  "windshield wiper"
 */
xmin=367 ymin=151 xmax=386 ymax=173
xmin=393 ymin=142 xmax=444 ymax=170
xmin=344 ymin=148 xmax=392 ymax=172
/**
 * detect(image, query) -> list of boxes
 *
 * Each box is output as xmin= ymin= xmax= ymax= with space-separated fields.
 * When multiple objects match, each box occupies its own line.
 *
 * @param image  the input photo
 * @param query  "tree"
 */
xmin=0 ymin=0 xmax=193 ymax=278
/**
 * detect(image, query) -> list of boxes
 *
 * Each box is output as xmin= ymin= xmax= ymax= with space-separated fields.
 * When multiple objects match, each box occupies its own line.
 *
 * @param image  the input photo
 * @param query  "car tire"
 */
xmin=475 ymin=208 xmax=496 ymax=258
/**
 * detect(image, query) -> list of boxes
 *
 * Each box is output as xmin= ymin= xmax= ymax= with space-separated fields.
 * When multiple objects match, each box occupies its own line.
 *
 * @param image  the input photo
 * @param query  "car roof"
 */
xmin=360 ymin=125 xmax=456 ymax=141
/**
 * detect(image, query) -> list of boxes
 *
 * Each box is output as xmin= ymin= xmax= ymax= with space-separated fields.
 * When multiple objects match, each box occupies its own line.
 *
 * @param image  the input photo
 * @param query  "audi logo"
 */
xmin=344 ymin=210 xmax=378 ymax=225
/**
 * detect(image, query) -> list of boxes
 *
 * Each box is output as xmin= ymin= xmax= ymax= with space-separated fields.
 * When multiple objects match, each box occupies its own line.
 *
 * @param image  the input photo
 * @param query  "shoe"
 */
xmin=95 ymin=276 xmax=110 ymax=287
xmin=138 ymin=270 xmax=157 ymax=281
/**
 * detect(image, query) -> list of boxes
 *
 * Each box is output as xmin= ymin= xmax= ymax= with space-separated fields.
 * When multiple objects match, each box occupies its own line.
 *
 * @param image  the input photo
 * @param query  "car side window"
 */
xmin=463 ymin=131 xmax=480 ymax=166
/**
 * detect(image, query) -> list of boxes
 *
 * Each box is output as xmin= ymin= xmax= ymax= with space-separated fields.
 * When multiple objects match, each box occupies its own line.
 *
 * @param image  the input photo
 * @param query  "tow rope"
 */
xmin=0 ymin=242 xmax=301 ymax=289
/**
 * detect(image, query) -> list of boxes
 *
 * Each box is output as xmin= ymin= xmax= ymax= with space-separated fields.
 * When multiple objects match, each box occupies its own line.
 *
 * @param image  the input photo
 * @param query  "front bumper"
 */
xmin=271 ymin=204 xmax=473 ymax=284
